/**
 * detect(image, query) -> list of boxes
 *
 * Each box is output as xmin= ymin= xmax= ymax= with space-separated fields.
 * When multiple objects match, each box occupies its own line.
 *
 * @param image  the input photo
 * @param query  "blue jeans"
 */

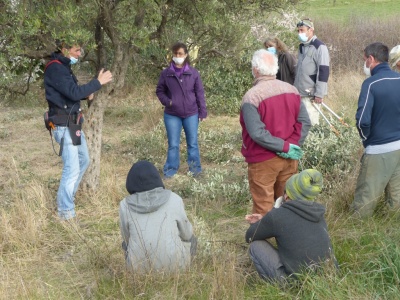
xmin=53 ymin=126 xmax=90 ymax=220
xmin=163 ymin=113 xmax=201 ymax=177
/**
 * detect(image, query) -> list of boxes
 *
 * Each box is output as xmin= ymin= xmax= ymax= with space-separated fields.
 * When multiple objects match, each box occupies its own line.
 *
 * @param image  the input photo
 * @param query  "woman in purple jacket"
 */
xmin=156 ymin=42 xmax=207 ymax=178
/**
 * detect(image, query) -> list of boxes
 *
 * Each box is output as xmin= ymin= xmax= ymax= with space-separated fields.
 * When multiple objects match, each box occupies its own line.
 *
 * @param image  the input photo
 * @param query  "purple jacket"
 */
xmin=156 ymin=64 xmax=207 ymax=119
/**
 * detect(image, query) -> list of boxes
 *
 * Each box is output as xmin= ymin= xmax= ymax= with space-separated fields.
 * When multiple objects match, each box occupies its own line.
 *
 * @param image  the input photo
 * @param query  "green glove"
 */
xmin=277 ymin=144 xmax=303 ymax=160
xmin=277 ymin=152 xmax=290 ymax=159
xmin=287 ymin=144 xmax=303 ymax=160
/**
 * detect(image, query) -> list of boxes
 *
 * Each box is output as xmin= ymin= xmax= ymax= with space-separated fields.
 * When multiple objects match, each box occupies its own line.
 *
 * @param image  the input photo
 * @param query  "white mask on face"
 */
xmin=69 ymin=56 xmax=78 ymax=65
xmin=267 ymin=47 xmax=277 ymax=55
xmin=298 ymin=32 xmax=308 ymax=43
xmin=172 ymin=56 xmax=185 ymax=65
xmin=363 ymin=61 xmax=371 ymax=77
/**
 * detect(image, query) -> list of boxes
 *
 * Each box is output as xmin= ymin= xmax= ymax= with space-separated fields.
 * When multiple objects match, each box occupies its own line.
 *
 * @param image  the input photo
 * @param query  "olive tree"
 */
xmin=0 ymin=0 xmax=299 ymax=189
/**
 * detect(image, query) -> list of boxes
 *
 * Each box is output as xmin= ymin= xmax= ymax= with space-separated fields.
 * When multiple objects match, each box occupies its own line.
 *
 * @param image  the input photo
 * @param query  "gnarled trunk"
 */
xmin=81 ymin=42 xmax=131 ymax=191
xmin=81 ymin=92 xmax=107 ymax=191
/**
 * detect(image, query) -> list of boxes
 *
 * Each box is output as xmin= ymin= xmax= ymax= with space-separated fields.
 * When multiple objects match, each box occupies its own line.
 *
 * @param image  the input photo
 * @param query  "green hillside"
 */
xmin=299 ymin=0 xmax=400 ymax=21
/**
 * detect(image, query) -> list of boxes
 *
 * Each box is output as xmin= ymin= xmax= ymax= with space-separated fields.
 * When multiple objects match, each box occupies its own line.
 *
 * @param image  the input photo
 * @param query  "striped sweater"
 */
xmin=240 ymin=76 xmax=311 ymax=163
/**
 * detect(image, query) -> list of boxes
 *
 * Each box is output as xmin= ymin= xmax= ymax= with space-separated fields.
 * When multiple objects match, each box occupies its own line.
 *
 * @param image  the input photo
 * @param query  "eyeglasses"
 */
xmin=297 ymin=18 xmax=313 ymax=27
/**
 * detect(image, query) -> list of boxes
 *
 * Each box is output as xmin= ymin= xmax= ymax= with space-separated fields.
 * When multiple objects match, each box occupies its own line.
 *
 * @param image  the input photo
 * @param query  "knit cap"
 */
xmin=126 ymin=160 xmax=164 ymax=194
xmin=389 ymin=45 xmax=400 ymax=69
xmin=285 ymin=169 xmax=323 ymax=201
xmin=297 ymin=18 xmax=314 ymax=29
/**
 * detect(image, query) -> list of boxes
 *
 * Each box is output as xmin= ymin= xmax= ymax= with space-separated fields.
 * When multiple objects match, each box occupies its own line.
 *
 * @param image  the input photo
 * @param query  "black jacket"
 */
xmin=44 ymin=52 xmax=101 ymax=116
xmin=245 ymin=200 xmax=336 ymax=275
xmin=277 ymin=51 xmax=297 ymax=85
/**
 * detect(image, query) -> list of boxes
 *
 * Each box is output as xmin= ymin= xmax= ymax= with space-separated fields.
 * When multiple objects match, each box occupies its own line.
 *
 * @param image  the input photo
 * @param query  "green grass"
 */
xmin=299 ymin=0 xmax=400 ymax=22
xmin=2 ymin=5 xmax=400 ymax=298
xmin=1 ymin=71 xmax=400 ymax=299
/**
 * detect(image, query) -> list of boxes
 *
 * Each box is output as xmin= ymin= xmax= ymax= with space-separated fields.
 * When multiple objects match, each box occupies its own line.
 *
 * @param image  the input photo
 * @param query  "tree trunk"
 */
xmin=81 ymin=92 xmax=107 ymax=191
xmin=80 ymin=0 xmax=135 ymax=191
xmin=81 ymin=42 xmax=131 ymax=191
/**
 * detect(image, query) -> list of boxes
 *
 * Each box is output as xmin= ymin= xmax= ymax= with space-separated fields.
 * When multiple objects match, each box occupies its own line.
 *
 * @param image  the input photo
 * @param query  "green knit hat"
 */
xmin=285 ymin=169 xmax=323 ymax=201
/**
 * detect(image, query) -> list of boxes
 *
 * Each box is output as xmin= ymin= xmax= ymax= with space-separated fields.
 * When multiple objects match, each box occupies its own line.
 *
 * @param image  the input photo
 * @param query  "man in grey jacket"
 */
xmin=119 ymin=160 xmax=196 ymax=273
xmin=294 ymin=18 xmax=330 ymax=125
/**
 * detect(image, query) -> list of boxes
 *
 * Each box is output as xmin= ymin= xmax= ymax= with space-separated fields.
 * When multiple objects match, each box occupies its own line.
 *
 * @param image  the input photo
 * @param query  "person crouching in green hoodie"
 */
xmin=119 ymin=160 xmax=196 ymax=273
xmin=245 ymin=169 xmax=338 ymax=282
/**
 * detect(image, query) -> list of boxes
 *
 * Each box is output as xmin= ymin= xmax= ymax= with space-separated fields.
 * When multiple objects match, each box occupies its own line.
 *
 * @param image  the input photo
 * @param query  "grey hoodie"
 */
xmin=245 ymin=199 xmax=336 ymax=275
xmin=119 ymin=187 xmax=193 ymax=273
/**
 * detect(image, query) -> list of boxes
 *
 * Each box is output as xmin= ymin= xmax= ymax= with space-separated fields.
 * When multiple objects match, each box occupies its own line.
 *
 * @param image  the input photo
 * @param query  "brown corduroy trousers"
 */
xmin=248 ymin=156 xmax=298 ymax=215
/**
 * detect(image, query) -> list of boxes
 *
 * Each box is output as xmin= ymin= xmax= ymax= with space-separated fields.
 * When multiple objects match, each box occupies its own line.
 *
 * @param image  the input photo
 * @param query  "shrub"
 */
xmin=196 ymin=40 xmax=259 ymax=116
xmin=301 ymin=122 xmax=362 ymax=190
xmin=199 ymin=128 xmax=242 ymax=164
xmin=174 ymin=167 xmax=250 ymax=207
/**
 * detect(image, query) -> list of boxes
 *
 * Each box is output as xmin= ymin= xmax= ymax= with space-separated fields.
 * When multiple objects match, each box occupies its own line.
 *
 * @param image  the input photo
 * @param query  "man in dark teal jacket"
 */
xmin=352 ymin=42 xmax=400 ymax=217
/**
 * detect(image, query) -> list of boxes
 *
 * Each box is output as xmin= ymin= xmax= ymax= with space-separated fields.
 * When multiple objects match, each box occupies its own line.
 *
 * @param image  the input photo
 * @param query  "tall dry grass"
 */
xmin=1 ymin=63 xmax=399 ymax=298
xmin=316 ymin=15 xmax=400 ymax=74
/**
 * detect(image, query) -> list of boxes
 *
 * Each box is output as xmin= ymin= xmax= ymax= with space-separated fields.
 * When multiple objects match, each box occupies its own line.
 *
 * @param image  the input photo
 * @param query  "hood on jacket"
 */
xmin=124 ymin=187 xmax=171 ymax=214
xmin=282 ymin=199 xmax=325 ymax=222
xmin=126 ymin=160 xmax=164 ymax=194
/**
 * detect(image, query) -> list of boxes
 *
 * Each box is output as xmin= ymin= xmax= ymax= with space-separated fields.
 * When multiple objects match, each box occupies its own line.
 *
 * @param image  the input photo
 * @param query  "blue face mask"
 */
xmin=298 ymin=33 xmax=308 ymax=43
xmin=267 ymin=47 xmax=277 ymax=55
xmin=69 ymin=57 xmax=78 ymax=65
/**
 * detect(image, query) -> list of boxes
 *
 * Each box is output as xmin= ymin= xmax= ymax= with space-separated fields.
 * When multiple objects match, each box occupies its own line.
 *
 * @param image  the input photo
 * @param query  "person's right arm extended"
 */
xmin=245 ymin=213 xmax=275 ymax=243
xmin=46 ymin=65 xmax=112 ymax=101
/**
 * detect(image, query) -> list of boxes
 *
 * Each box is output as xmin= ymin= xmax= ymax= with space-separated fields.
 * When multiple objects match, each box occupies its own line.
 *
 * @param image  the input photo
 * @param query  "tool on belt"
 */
xmin=44 ymin=99 xmax=83 ymax=156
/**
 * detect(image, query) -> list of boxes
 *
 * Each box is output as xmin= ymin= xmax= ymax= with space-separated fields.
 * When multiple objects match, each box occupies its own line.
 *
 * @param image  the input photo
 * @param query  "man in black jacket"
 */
xmin=245 ymin=169 xmax=337 ymax=282
xmin=45 ymin=41 xmax=112 ymax=220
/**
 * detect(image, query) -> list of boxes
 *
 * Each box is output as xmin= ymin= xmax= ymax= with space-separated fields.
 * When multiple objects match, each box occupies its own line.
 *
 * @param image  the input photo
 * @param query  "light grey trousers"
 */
xmin=249 ymin=240 xmax=287 ymax=282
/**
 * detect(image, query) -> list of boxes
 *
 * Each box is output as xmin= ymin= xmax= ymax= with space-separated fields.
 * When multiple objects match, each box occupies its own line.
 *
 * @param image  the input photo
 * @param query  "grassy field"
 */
xmin=1 ymin=68 xmax=400 ymax=299
xmin=299 ymin=0 xmax=400 ymax=21
xmin=1 ymin=2 xmax=400 ymax=298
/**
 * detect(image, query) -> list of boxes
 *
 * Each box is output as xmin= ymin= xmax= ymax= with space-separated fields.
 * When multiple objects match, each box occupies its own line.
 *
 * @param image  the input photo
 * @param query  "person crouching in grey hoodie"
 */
xmin=119 ymin=160 xmax=196 ymax=273
xmin=245 ymin=169 xmax=337 ymax=282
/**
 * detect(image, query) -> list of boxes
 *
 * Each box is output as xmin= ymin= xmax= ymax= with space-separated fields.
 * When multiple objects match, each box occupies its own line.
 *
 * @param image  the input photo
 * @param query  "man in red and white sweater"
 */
xmin=240 ymin=49 xmax=311 ymax=215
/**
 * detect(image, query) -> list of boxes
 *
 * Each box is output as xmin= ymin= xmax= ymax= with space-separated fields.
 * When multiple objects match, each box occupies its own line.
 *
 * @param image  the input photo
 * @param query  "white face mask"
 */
xmin=298 ymin=32 xmax=308 ymax=43
xmin=172 ymin=56 xmax=185 ymax=65
xmin=363 ymin=61 xmax=371 ymax=77
xmin=69 ymin=56 xmax=78 ymax=65
xmin=267 ymin=47 xmax=277 ymax=55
